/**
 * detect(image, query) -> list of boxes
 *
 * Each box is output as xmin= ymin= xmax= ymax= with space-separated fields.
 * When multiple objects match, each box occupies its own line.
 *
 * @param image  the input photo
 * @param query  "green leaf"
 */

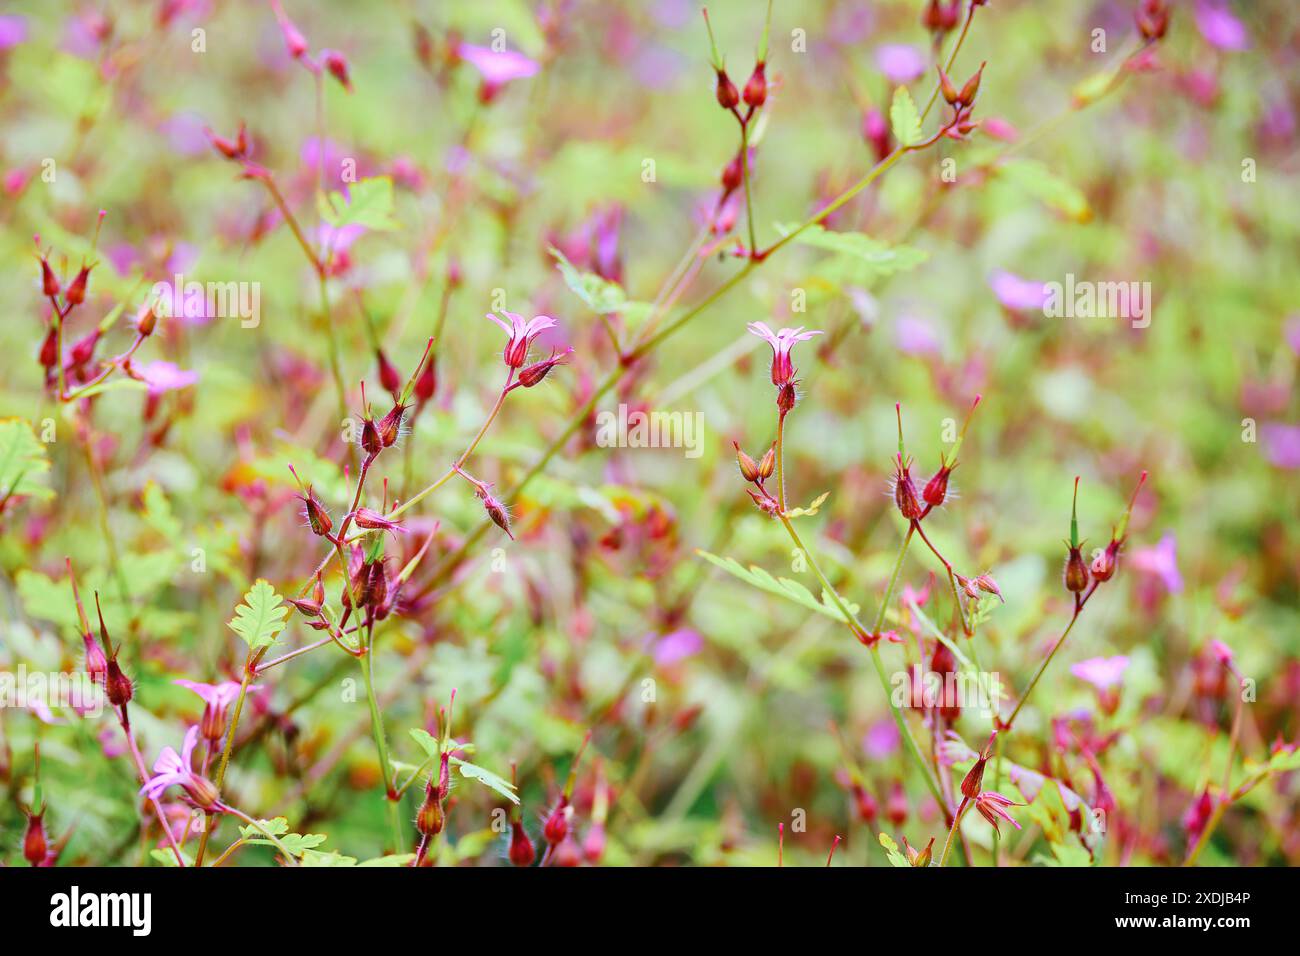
xmin=450 ymin=756 xmax=520 ymax=805
xmin=696 ymin=550 xmax=860 ymax=626
xmin=889 ymin=86 xmax=922 ymax=147
xmin=358 ymin=853 xmax=417 ymax=866
xmin=409 ymin=728 xmax=440 ymax=758
xmin=0 ymin=419 xmax=55 ymax=503
xmin=227 ymin=579 xmax=289 ymax=650
xmin=995 ymin=159 xmax=1092 ymax=222
xmin=318 ymin=176 xmax=400 ymax=232
xmin=141 ymin=481 xmax=181 ymax=543
xmin=784 ymin=491 xmax=830 ymax=519
xmin=877 ymin=833 xmax=911 ymax=868
xmin=239 ymin=818 xmax=328 ymax=857
xmin=549 ymin=245 xmax=652 ymax=322
xmin=149 ymin=847 xmax=195 ymax=867
xmin=774 ymin=224 xmax=928 ymax=277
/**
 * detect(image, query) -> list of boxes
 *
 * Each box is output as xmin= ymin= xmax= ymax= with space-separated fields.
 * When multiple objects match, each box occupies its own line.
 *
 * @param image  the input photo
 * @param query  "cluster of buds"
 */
xmin=1136 ymin=0 xmax=1171 ymax=43
xmin=1061 ymin=471 xmax=1148 ymax=604
xmin=702 ymin=6 xmax=770 ymax=114
xmin=34 ymin=215 xmax=106 ymax=390
xmin=270 ymin=0 xmax=352 ymax=92
xmin=733 ymin=440 xmax=780 ymax=515
xmin=936 ymin=62 xmax=985 ymax=140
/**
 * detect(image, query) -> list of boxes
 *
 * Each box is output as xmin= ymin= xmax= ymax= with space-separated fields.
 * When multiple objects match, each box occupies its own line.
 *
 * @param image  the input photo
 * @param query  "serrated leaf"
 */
xmin=318 ymin=176 xmax=399 ymax=232
xmin=889 ymin=86 xmax=922 ymax=147
xmin=409 ymin=727 xmax=439 ymax=758
xmin=450 ymin=756 xmax=520 ymax=805
xmin=227 ymin=579 xmax=289 ymax=649
xmin=0 ymin=419 xmax=55 ymax=503
xmin=696 ymin=550 xmax=860 ymax=626
xmin=877 ymin=833 xmax=911 ymax=868
xmin=785 ymin=491 xmax=830 ymax=518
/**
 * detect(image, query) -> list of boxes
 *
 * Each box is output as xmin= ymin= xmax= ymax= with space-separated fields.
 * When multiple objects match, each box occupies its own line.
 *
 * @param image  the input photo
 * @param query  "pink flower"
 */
xmin=138 ymin=360 xmax=199 ymax=396
xmin=458 ymin=43 xmax=540 ymax=89
xmin=487 ymin=311 xmax=557 ymax=368
xmin=1194 ymin=1 xmax=1249 ymax=51
xmin=1284 ymin=315 xmax=1300 ymax=357
xmin=1131 ymin=532 xmax=1182 ymax=594
xmin=863 ymin=719 xmax=900 ymax=760
xmin=989 ymin=270 xmax=1048 ymax=311
xmin=1070 ymin=655 xmax=1130 ymax=691
xmin=651 ymin=629 xmax=702 ymax=666
xmin=874 ymin=44 xmax=926 ymax=85
xmin=0 ymin=15 xmax=28 ymax=50
xmin=747 ymin=321 xmax=823 ymax=386
xmin=140 ymin=726 xmax=221 ymax=809
xmin=174 ymin=680 xmax=248 ymax=742
xmin=895 ymin=314 xmax=941 ymax=357
xmin=1262 ymin=423 xmax=1300 ymax=469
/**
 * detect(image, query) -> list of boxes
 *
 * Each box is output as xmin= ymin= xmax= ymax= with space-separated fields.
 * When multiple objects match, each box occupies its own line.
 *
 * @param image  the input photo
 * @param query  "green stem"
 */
xmin=938 ymin=797 xmax=970 ymax=867
xmin=360 ymin=626 xmax=402 ymax=849
xmin=195 ymin=660 xmax=256 ymax=866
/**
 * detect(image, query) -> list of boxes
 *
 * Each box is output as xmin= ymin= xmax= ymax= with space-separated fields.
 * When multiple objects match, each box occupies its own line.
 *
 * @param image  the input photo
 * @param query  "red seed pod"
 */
xmin=136 ymin=301 xmax=158 ymax=337
xmin=480 ymin=491 xmax=514 ymax=540
xmin=24 ymin=813 xmax=47 ymax=866
xmin=416 ymin=793 xmax=445 ymax=836
xmin=414 ymin=354 xmax=437 ymax=403
xmin=937 ymin=66 xmax=960 ymax=106
xmin=852 ymin=783 xmax=878 ymax=825
xmin=38 ymin=326 xmax=59 ymax=369
xmin=377 ymin=403 xmax=406 ymax=448
xmin=360 ymin=417 xmax=383 ymax=458
xmin=376 ymin=349 xmax=402 ymax=396
xmin=733 ymin=442 xmax=761 ymax=483
xmin=509 ymin=820 xmax=536 ymax=866
xmin=1063 ymin=545 xmax=1090 ymax=593
xmin=542 ymin=798 xmax=569 ymax=846
xmin=922 ymin=464 xmax=952 ymax=509
xmin=742 ymin=61 xmax=767 ymax=108
xmin=300 ymin=486 xmax=333 ymax=537
xmin=69 ymin=329 xmax=100 ymax=368
xmin=757 ymin=443 xmax=776 ymax=481
xmin=105 ymin=658 xmax=133 ymax=707
xmin=922 ymin=0 xmax=944 ymax=32
xmin=893 ymin=457 xmax=924 ymax=520
xmin=65 ymin=265 xmax=91 ymax=306
xmin=714 ymin=69 xmax=740 ymax=109
xmin=974 ymin=573 xmax=1003 ymax=603
xmin=1090 ymin=538 xmax=1121 ymax=582
xmin=518 ymin=348 xmax=571 ymax=388
xmin=958 ymin=63 xmax=985 ymax=107
xmin=39 ymin=256 xmax=60 ymax=297
xmin=721 ymin=152 xmax=744 ymax=193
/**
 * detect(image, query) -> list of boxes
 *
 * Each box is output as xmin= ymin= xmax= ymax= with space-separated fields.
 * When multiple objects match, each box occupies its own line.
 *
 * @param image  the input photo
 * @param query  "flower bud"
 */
xmin=715 ymin=69 xmax=740 ymax=109
xmin=416 ymin=793 xmax=445 ymax=836
xmin=743 ymin=61 xmax=767 ymax=108
xmin=757 ymin=442 xmax=776 ymax=480
xmin=106 ymin=658 xmax=133 ymax=707
xmin=24 ymin=813 xmax=47 ymax=866
xmin=39 ymin=326 xmax=59 ymax=370
xmin=733 ymin=442 xmax=761 ymax=483
xmin=136 ymin=301 xmax=158 ymax=337
xmin=885 ymin=780 xmax=908 ymax=827
xmin=478 ymin=490 xmax=514 ymax=540
xmin=509 ymin=820 xmax=535 ymax=866
xmin=377 ymin=403 xmax=406 ymax=448
xmin=974 ymin=573 xmax=1003 ymax=603
xmin=721 ymin=152 xmax=744 ymax=194
xmin=82 ymin=630 xmax=108 ymax=683
xmin=414 ymin=354 xmax=437 ymax=403
xmin=518 ymin=348 xmax=572 ymax=388
xmin=903 ymin=836 xmax=933 ymax=867
xmin=776 ymin=382 xmax=796 ymax=415
xmin=323 ymin=50 xmax=352 ymax=91
xmin=360 ymin=417 xmax=383 ymax=458
xmin=958 ymin=63 xmax=985 ymax=107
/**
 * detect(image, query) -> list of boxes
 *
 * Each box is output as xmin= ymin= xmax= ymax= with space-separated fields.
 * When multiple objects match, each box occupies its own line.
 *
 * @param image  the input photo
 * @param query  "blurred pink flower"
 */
xmin=652 ymin=629 xmax=702 ymax=666
xmin=1261 ymin=423 xmax=1300 ymax=469
xmin=864 ymin=718 xmax=900 ymax=760
xmin=989 ymin=270 xmax=1048 ymax=311
xmin=1285 ymin=315 xmax=1300 ymax=357
xmin=138 ymin=360 xmax=199 ymax=396
xmin=0 ymin=14 xmax=28 ymax=49
xmin=895 ymin=314 xmax=941 ymax=356
xmin=1131 ymin=532 xmax=1182 ymax=594
xmin=874 ymin=44 xmax=926 ymax=85
xmin=458 ymin=43 xmax=540 ymax=88
xmin=174 ymin=678 xmax=244 ymax=711
xmin=980 ymin=116 xmax=1020 ymax=142
xmin=1070 ymin=655 xmax=1130 ymax=691
xmin=1194 ymin=1 xmax=1249 ymax=51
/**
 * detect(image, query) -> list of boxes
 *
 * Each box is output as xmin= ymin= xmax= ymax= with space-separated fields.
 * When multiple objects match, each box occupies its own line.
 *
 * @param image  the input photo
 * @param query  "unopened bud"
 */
xmin=323 ymin=50 xmax=352 ymax=91
xmin=40 ymin=257 xmax=60 ymax=297
xmin=360 ymin=418 xmax=383 ymax=458
xmin=300 ymin=487 xmax=333 ymax=537
xmin=416 ymin=793 xmax=445 ymax=836
xmin=376 ymin=349 xmax=402 ymax=396
xmin=65 ymin=265 xmax=90 ymax=306
xmin=542 ymin=800 xmax=569 ymax=846
xmin=893 ymin=458 xmax=924 ymax=520
xmin=743 ymin=61 xmax=767 ymax=108
xmin=715 ymin=69 xmax=740 ymax=109
xmin=757 ymin=443 xmax=776 ymax=480
xmin=958 ymin=63 xmax=985 ymax=107
xmin=106 ymin=658 xmax=133 ymax=707
xmin=922 ymin=464 xmax=951 ymax=508
xmin=1064 ymin=545 xmax=1090 ymax=593
xmin=938 ymin=66 xmax=960 ymax=105
xmin=509 ymin=820 xmax=535 ymax=866
xmin=24 ymin=813 xmax=47 ymax=866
